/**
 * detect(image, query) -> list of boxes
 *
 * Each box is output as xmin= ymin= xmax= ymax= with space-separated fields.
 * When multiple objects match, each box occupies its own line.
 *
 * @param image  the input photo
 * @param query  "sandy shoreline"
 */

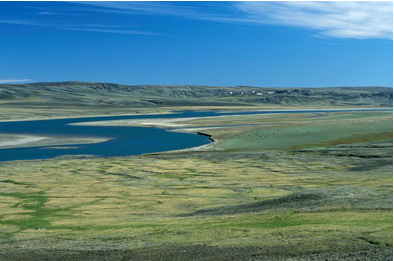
xmin=0 ymin=134 xmax=111 ymax=149
xmin=0 ymin=135 xmax=47 ymax=147
xmin=70 ymin=117 xmax=201 ymax=128
xmin=0 ymin=110 xmax=175 ymax=123
xmin=1 ymin=107 xmax=391 ymax=151
xmin=69 ymin=107 xmax=392 ymax=130
xmin=0 ymin=107 xmax=390 ymax=123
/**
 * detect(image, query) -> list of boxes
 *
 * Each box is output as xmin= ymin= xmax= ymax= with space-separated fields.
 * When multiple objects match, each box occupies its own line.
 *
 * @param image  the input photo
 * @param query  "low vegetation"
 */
xmin=0 ymin=110 xmax=392 ymax=260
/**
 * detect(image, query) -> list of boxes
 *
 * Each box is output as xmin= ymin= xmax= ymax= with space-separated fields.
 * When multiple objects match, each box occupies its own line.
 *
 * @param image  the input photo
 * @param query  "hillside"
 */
xmin=0 ymin=81 xmax=392 ymax=120
xmin=1 ymin=81 xmax=392 ymax=107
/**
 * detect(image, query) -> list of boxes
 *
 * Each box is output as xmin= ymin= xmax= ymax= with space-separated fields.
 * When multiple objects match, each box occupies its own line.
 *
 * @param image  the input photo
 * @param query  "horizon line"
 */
xmin=1 ymin=80 xmax=392 ymax=89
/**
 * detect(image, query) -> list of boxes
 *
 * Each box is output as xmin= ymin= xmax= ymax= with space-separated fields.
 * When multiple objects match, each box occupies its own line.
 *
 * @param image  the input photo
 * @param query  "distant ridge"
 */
xmin=0 ymin=81 xmax=392 ymax=108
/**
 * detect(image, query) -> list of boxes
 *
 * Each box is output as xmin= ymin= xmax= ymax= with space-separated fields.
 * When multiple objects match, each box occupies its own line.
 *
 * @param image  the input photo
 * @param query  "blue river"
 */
xmin=0 ymin=109 xmax=390 ymax=161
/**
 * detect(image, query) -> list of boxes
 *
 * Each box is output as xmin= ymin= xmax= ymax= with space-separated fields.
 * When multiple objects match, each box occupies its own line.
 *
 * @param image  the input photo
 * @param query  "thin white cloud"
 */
xmin=3 ymin=2 xmax=392 ymax=39
xmin=0 ymin=19 xmax=42 ymax=26
xmin=233 ymin=1 xmax=393 ymax=39
xmin=60 ymin=27 xmax=160 ymax=35
xmin=77 ymin=1 xmax=393 ymax=40
xmin=0 ymin=79 xmax=31 ymax=84
xmin=0 ymin=19 xmax=158 ymax=35
xmin=38 ymin=11 xmax=56 ymax=15
xmin=77 ymin=1 xmax=216 ymax=17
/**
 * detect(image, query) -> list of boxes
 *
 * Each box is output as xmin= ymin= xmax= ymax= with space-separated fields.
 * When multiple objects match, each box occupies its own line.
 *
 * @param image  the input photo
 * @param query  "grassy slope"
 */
xmin=0 ymin=111 xmax=392 ymax=260
xmin=0 ymin=81 xmax=392 ymax=121
xmin=206 ymin=112 xmax=392 ymax=150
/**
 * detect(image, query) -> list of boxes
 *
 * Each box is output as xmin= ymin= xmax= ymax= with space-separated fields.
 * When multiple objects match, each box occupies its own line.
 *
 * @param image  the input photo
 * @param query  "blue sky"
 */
xmin=0 ymin=1 xmax=392 ymax=87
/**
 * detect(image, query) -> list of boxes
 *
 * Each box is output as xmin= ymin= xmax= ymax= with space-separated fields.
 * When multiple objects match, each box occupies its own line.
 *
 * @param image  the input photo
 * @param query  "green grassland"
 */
xmin=185 ymin=111 xmax=393 ymax=150
xmin=0 ymin=110 xmax=392 ymax=260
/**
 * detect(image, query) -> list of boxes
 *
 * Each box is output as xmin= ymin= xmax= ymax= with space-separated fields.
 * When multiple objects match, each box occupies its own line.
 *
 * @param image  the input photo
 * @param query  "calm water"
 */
xmin=0 ymin=109 xmax=390 ymax=161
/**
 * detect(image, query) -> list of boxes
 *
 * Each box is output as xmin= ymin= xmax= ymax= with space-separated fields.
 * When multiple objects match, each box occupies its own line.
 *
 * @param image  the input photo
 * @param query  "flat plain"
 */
xmin=0 ymin=82 xmax=392 ymax=260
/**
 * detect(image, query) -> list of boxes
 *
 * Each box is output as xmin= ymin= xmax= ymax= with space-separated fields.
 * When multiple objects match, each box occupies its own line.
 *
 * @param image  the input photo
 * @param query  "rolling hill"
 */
xmin=0 ymin=81 xmax=392 ymax=108
xmin=0 ymin=81 xmax=392 ymax=121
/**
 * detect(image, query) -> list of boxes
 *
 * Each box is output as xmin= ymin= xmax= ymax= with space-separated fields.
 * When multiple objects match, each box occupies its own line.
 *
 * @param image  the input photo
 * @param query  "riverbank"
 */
xmin=1 ymin=106 xmax=391 ymax=122
xmin=69 ymin=108 xmax=392 ymax=127
xmin=0 ymin=110 xmax=175 ymax=123
xmin=1 ymin=110 xmax=391 ymax=157
xmin=0 ymin=109 xmax=392 ymax=260
xmin=69 ymin=116 xmax=203 ymax=128
xmin=0 ymin=134 xmax=111 ymax=149
xmin=0 ymin=138 xmax=391 ymax=260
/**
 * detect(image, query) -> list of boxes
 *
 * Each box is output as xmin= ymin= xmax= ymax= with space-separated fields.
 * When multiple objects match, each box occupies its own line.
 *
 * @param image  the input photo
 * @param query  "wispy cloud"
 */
xmin=0 ymin=19 xmax=42 ymax=26
xmin=0 ymin=79 xmax=31 ymax=84
xmin=233 ymin=1 xmax=393 ymax=39
xmin=77 ymin=1 xmax=220 ymax=18
xmin=38 ymin=11 xmax=56 ymax=15
xmin=77 ymin=1 xmax=393 ymax=40
xmin=2 ymin=2 xmax=392 ymax=39
xmin=60 ymin=27 xmax=160 ymax=35
xmin=0 ymin=19 xmax=158 ymax=35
